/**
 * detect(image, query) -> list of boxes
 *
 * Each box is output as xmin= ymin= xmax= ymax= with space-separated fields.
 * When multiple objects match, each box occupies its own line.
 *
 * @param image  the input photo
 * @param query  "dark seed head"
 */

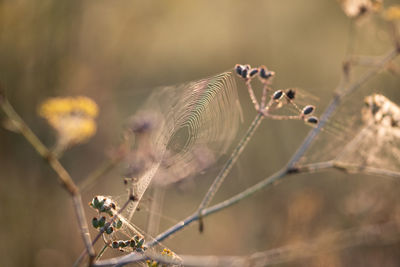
xmin=98 ymin=216 xmax=106 ymax=227
xmin=234 ymin=64 xmax=242 ymax=76
xmin=286 ymin=89 xmax=296 ymax=100
xmin=302 ymin=105 xmax=315 ymax=115
xmin=118 ymin=241 xmax=126 ymax=248
xmin=112 ymin=241 xmax=119 ymax=248
xmin=307 ymin=116 xmax=319 ymax=124
xmin=92 ymin=217 xmax=99 ymax=228
xmin=105 ymin=226 xmax=114 ymax=235
xmin=249 ymin=68 xmax=259 ymax=77
xmin=272 ymin=90 xmax=284 ymax=100
xmin=241 ymin=68 xmax=248 ymax=79
xmin=259 ymin=66 xmax=267 ymax=78
xmin=259 ymin=66 xmax=275 ymax=79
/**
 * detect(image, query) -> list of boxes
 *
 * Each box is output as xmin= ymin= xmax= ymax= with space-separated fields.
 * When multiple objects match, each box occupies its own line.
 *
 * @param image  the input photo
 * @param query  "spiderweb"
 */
xmin=300 ymin=93 xmax=400 ymax=172
xmin=90 ymin=71 xmax=242 ymax=260
xmin=124 ymin=71 xmax=242 ymax=216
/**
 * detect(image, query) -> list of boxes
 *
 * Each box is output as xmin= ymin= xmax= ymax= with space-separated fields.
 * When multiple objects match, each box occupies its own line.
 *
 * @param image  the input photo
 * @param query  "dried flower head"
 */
xmin=38 ymin=96 xmax=98 ymax=146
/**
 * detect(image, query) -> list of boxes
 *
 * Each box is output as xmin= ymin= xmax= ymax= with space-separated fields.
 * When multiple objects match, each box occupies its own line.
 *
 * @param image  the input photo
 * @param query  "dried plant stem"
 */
xmin=0 ymin=96 xmax=95 ymax=260
xmin=96 ymin=243 xmax=110 ymax=261
xmin=196 ymin=112 xmax=264 ymax=230
xmin=246 ymin=80 xmax=260 ymax=110
xmin=294 ymin=160 xmax=400 ymax=180
xmin=152 ymin=221 xmax=400 ymax=267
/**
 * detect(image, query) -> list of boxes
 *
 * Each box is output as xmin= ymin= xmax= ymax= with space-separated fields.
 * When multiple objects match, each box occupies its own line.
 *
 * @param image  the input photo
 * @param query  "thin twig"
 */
xmin=246 ymin=80 xmax=260 ymax=110
xmin=178 ymin=221 xmax=400 ymax=267
xmin=196 ymin=112 xmax=264 ymax=231
xmin=0 ymin=95 xmax=96 ymax=260
xmin=96 ymin=243 xmax=110 ymax=261
xmin=295 ymin=160 xmax=400 ymax=180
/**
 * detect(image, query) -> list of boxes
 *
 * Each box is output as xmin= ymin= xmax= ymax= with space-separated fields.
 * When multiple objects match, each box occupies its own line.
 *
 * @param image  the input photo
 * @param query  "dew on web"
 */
xmin=123 ymin=71 xmax=243 ymax=219
xmin=301 ymin=93 xmax=400 ymax=173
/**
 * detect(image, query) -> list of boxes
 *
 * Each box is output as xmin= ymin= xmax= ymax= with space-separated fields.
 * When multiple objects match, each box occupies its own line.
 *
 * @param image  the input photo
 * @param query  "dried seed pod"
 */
xmin=306 ymin=116 xmax=319 ymax=124
xmin=285 ymin=89 xmax=296 ymax=100
xmin=118 ymin=240 xmax=126 ymax=248
xmin=92 ymin=217 xmax=99 ymax=228
xmin=259 ymin=66 xmax=275 ymax=79
xmin=241 ymin=68 xmax=248 ymax=79
xmin=249 ymin=68 xmax=259 ymax=77
xmin=302 ymin=105 xmax=315 ymax=115
xmin=234 ymin=64 xmax=243 ymax=76
xmin=113 ymin=219 xmax=123 ymax=229
xmin=272 ymin=90 xmax=284 ymax=100
xmin=105 ymin=226 xmax=114 ymax=235
xmin=98 ymin=216 xmax=106 ymax=228
xmin=136 ymin=238 xmax=145 ymax=248
xmin=112 ymin=241 xmax=119 ymax=248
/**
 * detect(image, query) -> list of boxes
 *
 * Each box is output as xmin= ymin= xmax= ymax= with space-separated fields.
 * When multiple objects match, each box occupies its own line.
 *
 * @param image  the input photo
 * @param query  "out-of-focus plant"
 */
xmin=2 ymin=1 xmax=400 ymax=267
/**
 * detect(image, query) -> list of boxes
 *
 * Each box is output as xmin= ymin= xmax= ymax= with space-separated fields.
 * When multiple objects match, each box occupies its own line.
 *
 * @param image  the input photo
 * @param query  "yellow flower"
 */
xmin=38 ymin=96 xmax=98 ymax=146
xmin=384 ymin=5 xmax=400 ymax=21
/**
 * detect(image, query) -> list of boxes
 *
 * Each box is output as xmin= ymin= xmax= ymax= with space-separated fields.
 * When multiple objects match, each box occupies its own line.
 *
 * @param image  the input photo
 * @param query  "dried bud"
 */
xmin=113 ymin=219 xmax=123 ymax=229
xmin=259 ymin=66 xmax=275 ymax=80
xmin=306 ymin=116 xmax=319 ymax=124
xmin=302 ymin=105 xmax=315 ymax=115
xmin=272 ymin=90 xmax=284 ymax=100
xmin=119 ymin=240 xmax=126 ymax=248
xmin=136 ymin=238 xmax=145 ymax=248
xmin=249 ymin=68 xmax=259 ymax=77
xmin=105 ymin=226 xmax=114 ymax=235
xmin=285 ymin=89 xmax=296 ymax=100
xmin=241 ymin=68 xmax=248 ymax=79
xmin=92 ymin=217 xmax=99 ymax=228
xmin=98 ymin=216 xmax=106 ymax=228
xmin=112 ymin=241 xmax=119 ymax=248
xmin=234 ymin=64 xmax=243 ymax=76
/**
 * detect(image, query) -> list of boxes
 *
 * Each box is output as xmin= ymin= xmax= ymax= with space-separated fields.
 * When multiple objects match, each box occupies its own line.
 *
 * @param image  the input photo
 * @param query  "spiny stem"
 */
xmin=196 ymin=112 xmax=264 ymax=231
xmin=0 ymin=96 xmax=95 ymax=260
xmin=245 ymin=80 xmax=260 ymax=111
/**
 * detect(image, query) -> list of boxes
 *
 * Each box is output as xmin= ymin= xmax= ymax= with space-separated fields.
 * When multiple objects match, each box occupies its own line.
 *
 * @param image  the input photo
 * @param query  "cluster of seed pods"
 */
xmin=235 ymin=64 xmax=319 ymax=125
xmin=89 ymin=195 xmax=145 ymax=251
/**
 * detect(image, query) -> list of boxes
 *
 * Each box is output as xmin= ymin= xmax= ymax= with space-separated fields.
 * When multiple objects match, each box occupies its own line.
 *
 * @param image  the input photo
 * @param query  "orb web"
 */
xmin=124 ymin=71 xmax=242 ymax=219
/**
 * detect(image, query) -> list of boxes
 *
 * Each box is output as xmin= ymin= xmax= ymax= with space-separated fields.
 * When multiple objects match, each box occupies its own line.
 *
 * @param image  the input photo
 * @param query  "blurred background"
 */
xmin=1 ymin=0 xmax=400 ymax=266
